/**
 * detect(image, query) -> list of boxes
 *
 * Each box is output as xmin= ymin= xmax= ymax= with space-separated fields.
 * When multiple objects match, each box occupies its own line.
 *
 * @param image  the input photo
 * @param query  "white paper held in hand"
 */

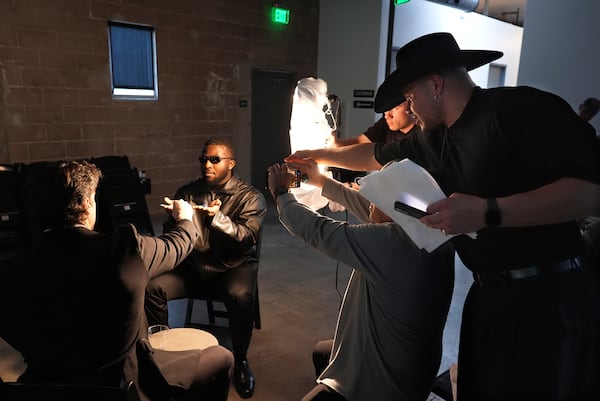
xmin=357 ymin=158 xmax=476 ymax=252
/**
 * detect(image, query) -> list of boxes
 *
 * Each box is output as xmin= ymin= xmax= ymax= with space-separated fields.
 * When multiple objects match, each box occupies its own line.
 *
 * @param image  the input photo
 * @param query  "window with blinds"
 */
xmin=108 ymin=22 xmax=158 ymax=99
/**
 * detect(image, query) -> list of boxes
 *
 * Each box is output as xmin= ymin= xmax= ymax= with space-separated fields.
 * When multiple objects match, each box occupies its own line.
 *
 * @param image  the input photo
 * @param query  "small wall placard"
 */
xmin=353 ymin=100 xmax=374 ymax=109
xmin=353 ymin=89 xmax=374 ymax=98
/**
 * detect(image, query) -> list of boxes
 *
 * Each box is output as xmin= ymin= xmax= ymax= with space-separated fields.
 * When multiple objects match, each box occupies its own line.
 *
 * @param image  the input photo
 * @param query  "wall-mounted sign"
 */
xmin=353 ymin=89 xmax=374 ymax=98
xmin=271 ymin=6 xmax=290 ymax=24
xmin=353 ymin=100 xmax=373 ymax=109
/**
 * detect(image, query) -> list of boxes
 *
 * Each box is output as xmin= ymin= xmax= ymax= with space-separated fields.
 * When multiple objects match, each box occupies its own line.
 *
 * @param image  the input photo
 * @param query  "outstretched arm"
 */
xmin=330 ymin=133 xmax=372 ymax=148
xmin=140 ymin=198 xmax=199 ymax=277
xmin=285 ymin=143 xmax=381 ymax=171
xmin=266 ymin=163 xmax=394 ymax=270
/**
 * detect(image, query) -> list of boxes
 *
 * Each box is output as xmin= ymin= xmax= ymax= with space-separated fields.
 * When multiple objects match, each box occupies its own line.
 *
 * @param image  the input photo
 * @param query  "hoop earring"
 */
xmin=434 ymin=94 xmax=441 ymax=102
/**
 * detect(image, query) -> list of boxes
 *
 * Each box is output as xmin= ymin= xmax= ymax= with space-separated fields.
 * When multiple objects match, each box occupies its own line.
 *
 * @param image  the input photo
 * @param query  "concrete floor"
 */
xmin=0 ymin=200 xmax=473 ymax=400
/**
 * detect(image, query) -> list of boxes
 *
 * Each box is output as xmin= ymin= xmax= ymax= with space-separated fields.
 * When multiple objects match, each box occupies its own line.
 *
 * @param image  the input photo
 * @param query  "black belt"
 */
xmin=473 ymin=257 xmax=582 ymax=287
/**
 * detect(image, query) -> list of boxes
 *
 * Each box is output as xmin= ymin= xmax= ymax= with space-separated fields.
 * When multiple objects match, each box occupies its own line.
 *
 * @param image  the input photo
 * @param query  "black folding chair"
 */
xmin=92 ymin=157 xmax=154 ymax=236
xmin=0 ymin=164 xmax=29 ymax=260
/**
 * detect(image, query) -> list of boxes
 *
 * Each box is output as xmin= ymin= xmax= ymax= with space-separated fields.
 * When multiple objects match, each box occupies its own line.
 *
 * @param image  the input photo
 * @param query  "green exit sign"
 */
xmin=394 ymin=0 xmax=410 ymax=4
xmin=271 ymin=5 xmax=290 ymax=24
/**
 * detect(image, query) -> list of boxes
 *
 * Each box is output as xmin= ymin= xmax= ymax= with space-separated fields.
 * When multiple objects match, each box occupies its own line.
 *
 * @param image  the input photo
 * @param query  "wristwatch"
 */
xmin=485 ymin=198 xmax=501 ymax=227
xmin=273 ymin=186 xmax=289 ymax=199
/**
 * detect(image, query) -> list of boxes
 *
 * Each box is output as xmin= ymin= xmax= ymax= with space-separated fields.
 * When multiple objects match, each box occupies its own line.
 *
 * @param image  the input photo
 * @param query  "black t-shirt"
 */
xmin=374 ymin=86 xmax=600 ymax=273
xmin=364 ymin=117 xmax=420 ymax=144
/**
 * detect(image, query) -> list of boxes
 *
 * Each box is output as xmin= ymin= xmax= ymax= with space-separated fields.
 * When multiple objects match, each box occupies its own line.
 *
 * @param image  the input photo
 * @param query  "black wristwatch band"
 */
xmin=485 ymin=197 xmax=501 ymax=227
xmin=273 ymin=186 xmax=289 ymax=199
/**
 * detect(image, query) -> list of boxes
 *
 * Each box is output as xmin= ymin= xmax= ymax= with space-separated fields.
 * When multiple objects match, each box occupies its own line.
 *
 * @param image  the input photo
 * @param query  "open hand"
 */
xmin=193 ymin=199 xmax=222 ymax=217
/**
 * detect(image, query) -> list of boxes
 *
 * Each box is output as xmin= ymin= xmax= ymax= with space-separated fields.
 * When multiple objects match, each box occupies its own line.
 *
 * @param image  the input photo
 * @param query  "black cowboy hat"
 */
xmin=374 ymin=32 xmax=503 ymax=113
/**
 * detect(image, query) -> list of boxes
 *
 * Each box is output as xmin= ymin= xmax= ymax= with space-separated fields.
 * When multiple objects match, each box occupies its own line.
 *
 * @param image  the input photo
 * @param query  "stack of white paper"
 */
xmin=358 ymin=158 xmax=476 ymax=252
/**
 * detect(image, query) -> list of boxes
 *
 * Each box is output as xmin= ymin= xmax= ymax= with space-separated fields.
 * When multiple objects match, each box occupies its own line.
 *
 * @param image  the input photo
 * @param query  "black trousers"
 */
xmin=312 ymin=339 xmax=334 ymax=379
xmin=457 ymin=267 xmax=600 ymax=401
xmin=145 ymin=260 xmax=257 ymax=362
xmin=305 ymin=340 xmax=347 ymax=401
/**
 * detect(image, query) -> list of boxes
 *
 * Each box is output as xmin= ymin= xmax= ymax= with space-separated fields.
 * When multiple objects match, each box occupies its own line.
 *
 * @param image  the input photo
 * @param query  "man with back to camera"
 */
xmin=287 ymin=32 xmax=600 ymax=400
xmin=145 ymin=137 xmax=266 ymax=399
xmin=266 ymin=159 xmax=454 ymax=401
xmin=0 ymin=160 xmax=234 ymax=401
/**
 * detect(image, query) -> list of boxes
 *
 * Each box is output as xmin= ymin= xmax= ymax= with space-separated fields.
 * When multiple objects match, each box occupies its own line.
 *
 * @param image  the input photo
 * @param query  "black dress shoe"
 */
xmin=233 ymin=359 xmax=255 ymax=398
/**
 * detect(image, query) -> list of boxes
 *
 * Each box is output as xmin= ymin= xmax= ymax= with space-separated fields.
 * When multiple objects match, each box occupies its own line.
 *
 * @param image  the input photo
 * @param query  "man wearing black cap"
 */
xmin=287 ymin=32 xmax=600 ymax=400
xmin=328 ymin=99 xmax=419 ymax=190
xmin=331 ymin=99 xmax=418 ymax=147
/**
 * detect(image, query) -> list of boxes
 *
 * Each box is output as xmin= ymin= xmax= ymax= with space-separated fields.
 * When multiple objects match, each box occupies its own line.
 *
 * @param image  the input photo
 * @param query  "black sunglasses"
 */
xmin=199 ymin=155 xmax=234 ymax=164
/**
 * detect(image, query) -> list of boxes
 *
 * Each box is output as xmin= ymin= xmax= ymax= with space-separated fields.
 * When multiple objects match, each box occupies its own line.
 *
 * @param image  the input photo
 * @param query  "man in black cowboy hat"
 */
xmin=287 ymin=32 xmax=600 ymax=400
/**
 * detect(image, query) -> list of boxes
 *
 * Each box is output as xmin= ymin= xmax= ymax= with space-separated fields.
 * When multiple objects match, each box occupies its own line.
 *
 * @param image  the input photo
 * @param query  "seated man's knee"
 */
xmin=226 ymin=281 xmax=253 ymax=305
xmin=145 ymin=278 xmax=161 ymax=295
xmin=146 ymin=272 xmax=188 ymax=302
xmin=201 ymin=345 xmax=235 ymax=376
xmin=145 ymin=279 xmax=169 ymax=302
xmin=224 ymin=266 xmax=256 ymax=305
xmin=312 ymin=339 xmax=333 ymax=378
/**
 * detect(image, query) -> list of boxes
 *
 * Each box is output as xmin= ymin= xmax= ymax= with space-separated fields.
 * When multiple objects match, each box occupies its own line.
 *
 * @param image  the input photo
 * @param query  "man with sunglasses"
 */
xmin=145 ymin=137 xmax=266 ymax=399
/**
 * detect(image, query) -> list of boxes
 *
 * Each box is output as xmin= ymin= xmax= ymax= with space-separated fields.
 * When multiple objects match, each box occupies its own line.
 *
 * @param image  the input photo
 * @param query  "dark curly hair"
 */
xmin=31 ymin=160 xmax=102 ymax=229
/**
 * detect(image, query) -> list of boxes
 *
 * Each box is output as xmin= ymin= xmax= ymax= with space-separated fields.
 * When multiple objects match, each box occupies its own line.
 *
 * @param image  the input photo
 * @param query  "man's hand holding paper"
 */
xmin=421 ymin=193 xmax=489 ymax=236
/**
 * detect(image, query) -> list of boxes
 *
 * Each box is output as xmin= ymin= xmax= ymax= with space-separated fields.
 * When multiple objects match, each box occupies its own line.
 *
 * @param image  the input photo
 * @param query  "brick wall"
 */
xmin=0 ymin=0 xmax=319 ymax=215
